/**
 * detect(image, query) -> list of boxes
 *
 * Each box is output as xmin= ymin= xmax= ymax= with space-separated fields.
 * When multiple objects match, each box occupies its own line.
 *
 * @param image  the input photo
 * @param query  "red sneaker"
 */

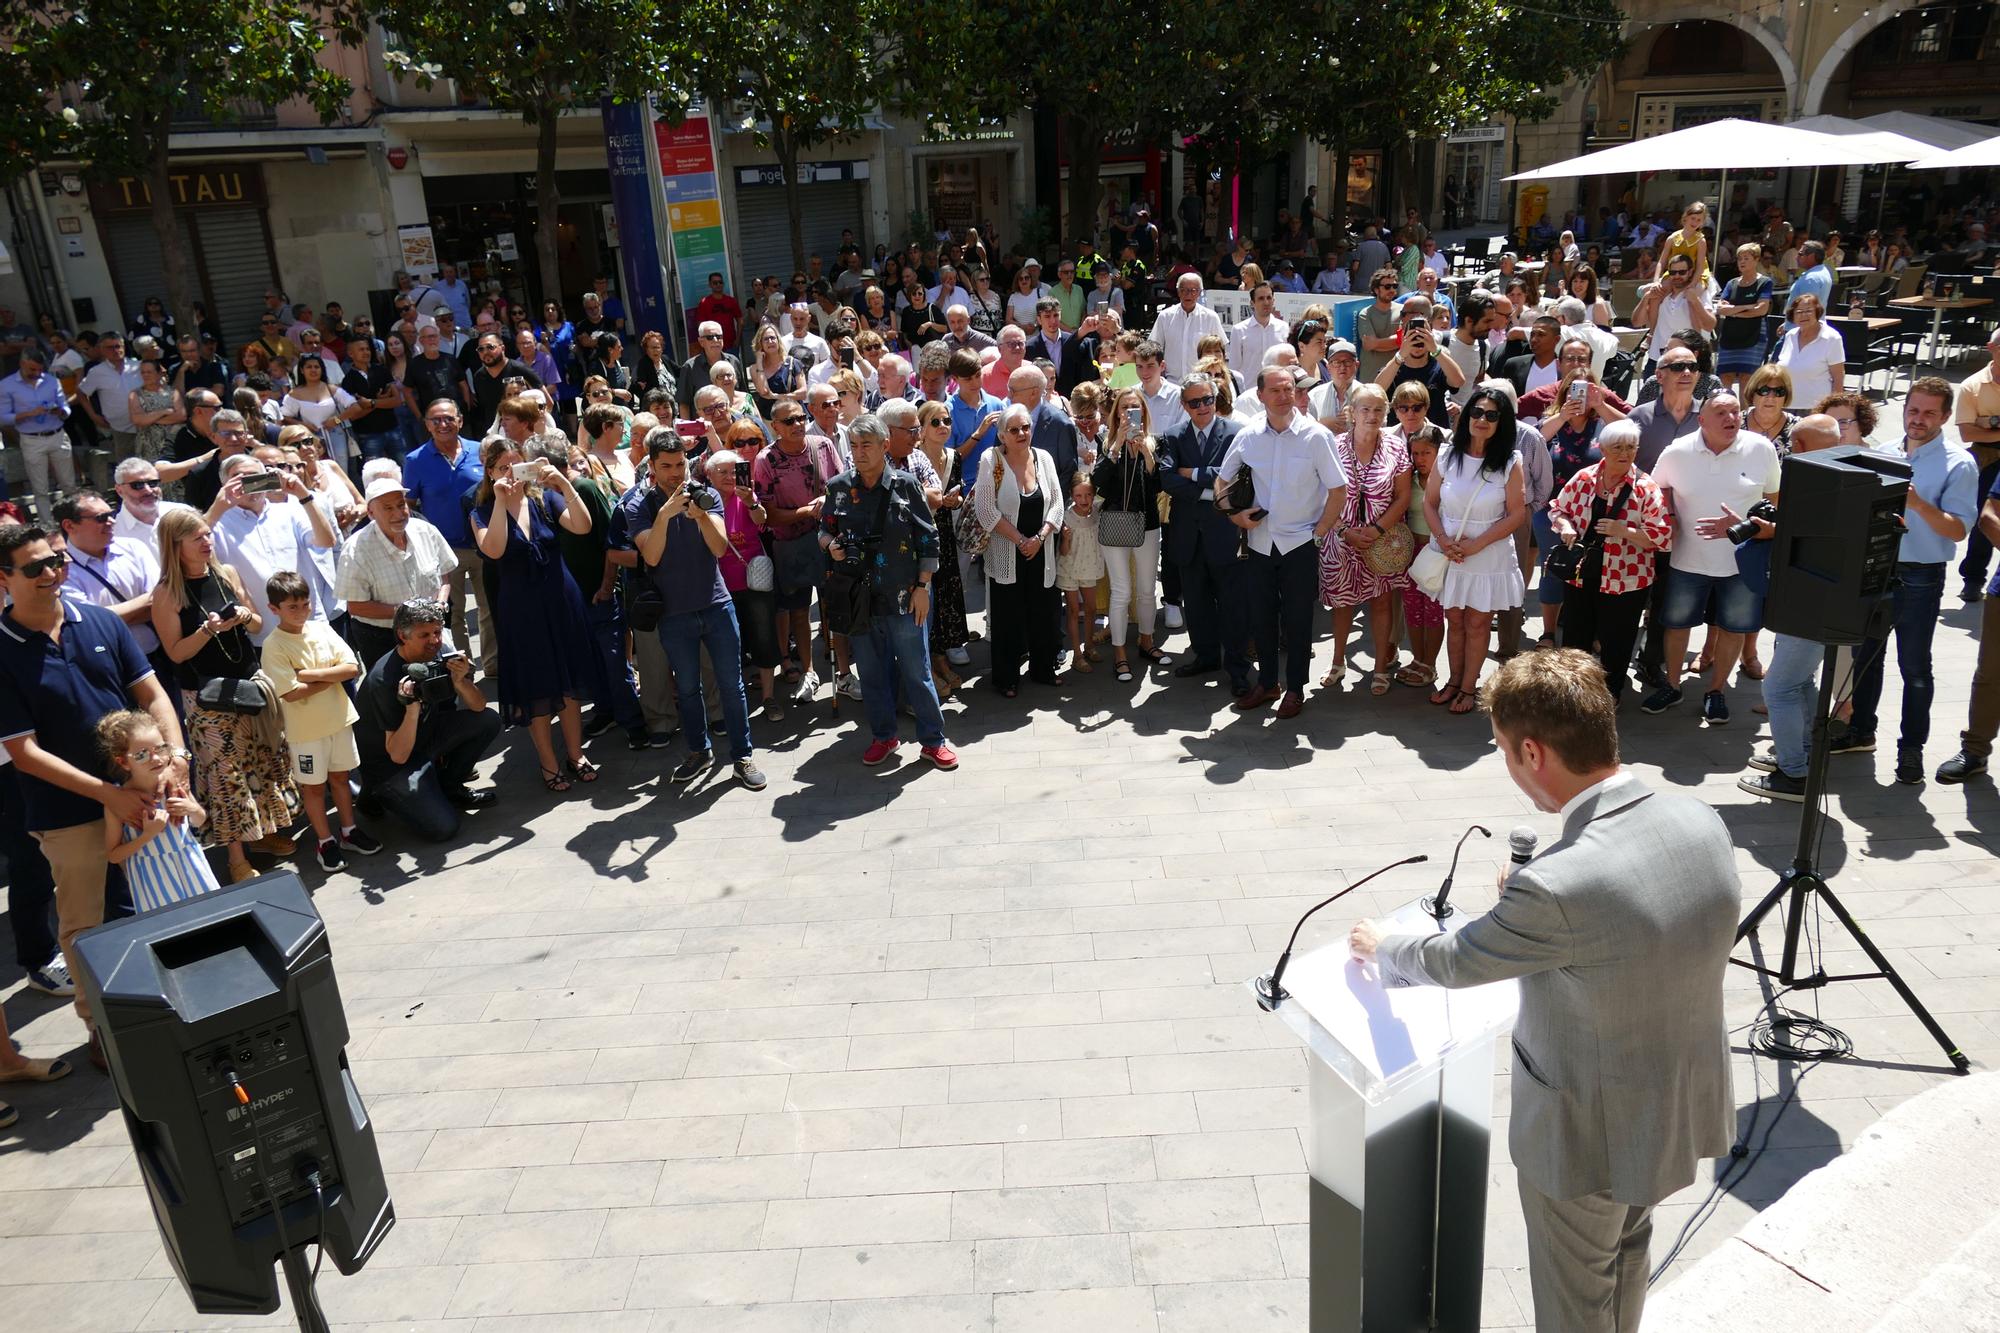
xmin=921 ymin=743 xmax=959 ymax=771
xmin=862 ymin=739 xmax=899 ymax=766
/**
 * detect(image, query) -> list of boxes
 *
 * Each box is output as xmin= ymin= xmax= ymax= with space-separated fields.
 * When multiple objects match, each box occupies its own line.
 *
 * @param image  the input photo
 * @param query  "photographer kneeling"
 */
xmin=355 ymin=599 xmax=502 ymax=841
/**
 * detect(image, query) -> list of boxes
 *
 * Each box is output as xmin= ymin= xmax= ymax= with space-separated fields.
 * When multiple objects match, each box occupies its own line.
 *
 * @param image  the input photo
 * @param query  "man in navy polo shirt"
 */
xmin=402 ymin=398 xmax=493 ymax=676
xmin=0 ymin=523 xmax=184 ymax=1065
xmin=625 ymin=429 xmax=766 ymax=791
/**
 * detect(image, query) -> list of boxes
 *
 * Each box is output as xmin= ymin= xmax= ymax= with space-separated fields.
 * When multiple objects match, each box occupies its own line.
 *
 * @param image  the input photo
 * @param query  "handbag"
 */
xmin=1362 ymin=522 xmax=1416 ymax=577
xmin=196 ymin=677 xmax=267 ymax=715
xmin=1097 ymin=450 xmax=1145 ymax=548
xmin=955 ymin=450 xmax=1008 ymax=557
xmin=746 ymin=553 xmax=776 ymax=593
xmin=1547 ymin=478 xmax=1632 ymax=589
xmin=624 ymin=580 xmax=665 ymax=632
xmin=1410 ymin=468 xmax=1494 ymax=598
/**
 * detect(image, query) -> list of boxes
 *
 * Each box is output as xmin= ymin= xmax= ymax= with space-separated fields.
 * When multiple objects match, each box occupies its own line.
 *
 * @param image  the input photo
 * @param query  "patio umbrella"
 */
xmin=1907 ymin=134 xmax=2000 ymax=172
xmin=1855 ymin=110 xmax=1992 ymax=152
xmin=1785 ymin=116 xmax=1942 ymax=228
xmin=1504 ymin=118 xmax=1901 ymax=182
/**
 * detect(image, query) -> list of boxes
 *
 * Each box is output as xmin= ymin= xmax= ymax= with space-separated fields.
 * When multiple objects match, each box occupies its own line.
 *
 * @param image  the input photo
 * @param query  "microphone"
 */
xmin=1423 ymin=824 xmax=1491 ymax=924
xmin=1254 ymin=854 xmax=1428 ymax=1012
xmin=1508 ymin=826 xmax=1539 ymax=870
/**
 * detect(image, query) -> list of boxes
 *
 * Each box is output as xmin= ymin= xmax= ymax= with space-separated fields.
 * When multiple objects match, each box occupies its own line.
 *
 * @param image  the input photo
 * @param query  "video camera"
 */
xmin=403 ymin=651 xmax=461 ymax=705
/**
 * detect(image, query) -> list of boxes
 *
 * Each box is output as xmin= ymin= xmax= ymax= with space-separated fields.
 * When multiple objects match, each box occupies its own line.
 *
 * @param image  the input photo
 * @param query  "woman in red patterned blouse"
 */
xmin=1548 ymin=419 xmax=1674 ymax=702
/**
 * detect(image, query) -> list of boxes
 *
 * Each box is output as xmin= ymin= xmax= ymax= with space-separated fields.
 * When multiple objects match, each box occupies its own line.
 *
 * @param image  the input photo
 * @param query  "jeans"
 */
xmin=356 ymin=430 xmax=407 ymax=466
xmin=0 ymin=764 xmax=57 ymax=970
xmin=1762 ymin=631 xmax=1824 ymax=779
xmin=585 ymin=595 xmax=644 ymax=733
xmin=850 ymin=610 xmax=948 ymax=748
xmin=1848 ymin=562 xmax=1946 ymax=753
xmin=1250 ymin=540 xmax=1321 ymax=692
xmin=367 ymin=707 xmax=504 ymax=842
xmin=1960 ymin=452 xmax=1999 ymax=587
xmin=658 ymin=601 xmax=754 ymax=761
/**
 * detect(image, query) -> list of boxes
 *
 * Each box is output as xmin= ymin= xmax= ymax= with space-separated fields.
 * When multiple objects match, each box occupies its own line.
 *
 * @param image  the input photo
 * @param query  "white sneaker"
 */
xmin=791 ymin=670 xmax=821 ymax=703
xmin=946 ymin=646 xmax=971 ymax=667
xmin=1163 ymin=604 xmax=1184 ymax=631
xmin=836 ymin=670 xmax=865 ymax=701
xmin=24 ymin=956 xmax=75 ymax=998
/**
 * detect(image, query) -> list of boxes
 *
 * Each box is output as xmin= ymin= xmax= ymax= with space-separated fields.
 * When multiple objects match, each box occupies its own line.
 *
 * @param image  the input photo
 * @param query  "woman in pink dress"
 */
xmin=1318 ymin=383 xmax=1412 ymax=695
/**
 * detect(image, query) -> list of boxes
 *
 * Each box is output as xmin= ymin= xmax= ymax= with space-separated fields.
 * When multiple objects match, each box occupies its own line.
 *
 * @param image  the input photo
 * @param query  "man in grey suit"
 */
xmin=1349 ymin=650 xmax=1740 ymax=1333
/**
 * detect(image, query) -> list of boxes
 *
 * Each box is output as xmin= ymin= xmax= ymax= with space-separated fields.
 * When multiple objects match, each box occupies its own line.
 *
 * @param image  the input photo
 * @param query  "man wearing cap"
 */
xmin=1271 ymin=259 xmax=1306 ymax=294
xmin=336 ymin=476 xmax=461 ymax=668
xmin=0 ymin=347 xmax=75 ymax=522
xmin=1310 ymin=339 xmax=1363 ymax=435
xmin=1150 ymin=273 xmax=1224 ymax=383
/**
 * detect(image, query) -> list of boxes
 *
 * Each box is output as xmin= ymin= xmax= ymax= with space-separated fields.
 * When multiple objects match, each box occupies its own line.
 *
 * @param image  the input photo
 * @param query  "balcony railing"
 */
xmin=170 ymin=95 xmax=279 ymax=131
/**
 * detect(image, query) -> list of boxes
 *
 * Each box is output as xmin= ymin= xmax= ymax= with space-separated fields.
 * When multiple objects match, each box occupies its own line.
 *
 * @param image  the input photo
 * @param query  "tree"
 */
xmin=366 ymin=0 xmax=697 ymax=311
xmin=1 ymin=0 xmax=366 ymax=334
xmin=679 ymin=0 xmax=878 ymax=274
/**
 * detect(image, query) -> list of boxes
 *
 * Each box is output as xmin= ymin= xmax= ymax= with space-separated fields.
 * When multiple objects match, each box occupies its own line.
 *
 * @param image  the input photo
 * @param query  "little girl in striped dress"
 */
xmin=99 ymin=710 xmax=222 ymax=911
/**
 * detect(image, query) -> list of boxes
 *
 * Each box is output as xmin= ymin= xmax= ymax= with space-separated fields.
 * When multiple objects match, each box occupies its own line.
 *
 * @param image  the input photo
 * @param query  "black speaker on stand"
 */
xmin=73 ymin=872 xmax=394 ymax=1332
xmin=1734 ymin=445 xmax=1968 ymax=1072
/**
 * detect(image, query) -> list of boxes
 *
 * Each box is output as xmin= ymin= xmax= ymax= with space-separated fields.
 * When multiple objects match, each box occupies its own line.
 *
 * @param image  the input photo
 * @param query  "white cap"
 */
xmin=364 ymin=476 xmax=406 ymax=504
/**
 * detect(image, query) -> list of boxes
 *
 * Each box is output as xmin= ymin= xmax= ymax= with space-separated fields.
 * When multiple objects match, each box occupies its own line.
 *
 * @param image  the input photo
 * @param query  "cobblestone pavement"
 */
xmin=4 ymin=418 xmax=1997 ymax=1332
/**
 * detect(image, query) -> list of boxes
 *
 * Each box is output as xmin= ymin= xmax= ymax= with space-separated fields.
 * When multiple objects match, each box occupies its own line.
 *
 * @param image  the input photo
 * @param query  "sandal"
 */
xmin=1396 ymin=663 xmax=1435 ymax=688
xmin=1114 ymin=661 xmax=1134 ymax=683
xmin=1371 ymin=671 xmax=1392 ymax=696
xmin=1449 ymin=690 xmax=1479 ymax=714
xmin=1137 ymin=645 xmax=1169 ymax=664
xmin=1319 ymin=667 xmax=1344 ymax=688
xmin=541 ymin=765 xmax=573 ymax=792
xmin=0 ymin=1056 xmax=71 ymax=1085
xmin=568 ymin=756 xmax=601 ymax=784
xmin=1071 ymin=657 xmax=1093 ymax=674
xmin=1743 ymin=661 xmax=1766 ymax=681
xmin=1429 ymin=685 xmax=1460 ymax=706
xmin=0 ymin=1101 xmax=14 ymax=1130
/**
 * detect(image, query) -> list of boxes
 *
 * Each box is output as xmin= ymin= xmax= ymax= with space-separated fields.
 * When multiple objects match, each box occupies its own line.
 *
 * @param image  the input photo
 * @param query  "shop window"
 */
xmin=1862 ymin=6 xmax=1993 ymax=63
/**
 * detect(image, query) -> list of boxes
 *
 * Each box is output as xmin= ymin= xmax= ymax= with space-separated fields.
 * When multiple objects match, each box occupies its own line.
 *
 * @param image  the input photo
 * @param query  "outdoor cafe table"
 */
xmin=1889 ymin=294 xmax=1993 ymax=362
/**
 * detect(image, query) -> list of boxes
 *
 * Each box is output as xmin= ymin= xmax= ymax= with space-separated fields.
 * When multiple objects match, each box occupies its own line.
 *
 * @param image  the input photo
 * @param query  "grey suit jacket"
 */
xmin=1378 ymin=772 xmax=1739 ymax=1206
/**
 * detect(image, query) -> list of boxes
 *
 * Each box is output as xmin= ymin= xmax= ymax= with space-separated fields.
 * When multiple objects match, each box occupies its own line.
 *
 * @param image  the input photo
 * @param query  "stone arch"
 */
xmin=1628 ymin=6 xmax=1802 ymax=115
xmin=1802 ymin=0 xmax=1927 ymax=116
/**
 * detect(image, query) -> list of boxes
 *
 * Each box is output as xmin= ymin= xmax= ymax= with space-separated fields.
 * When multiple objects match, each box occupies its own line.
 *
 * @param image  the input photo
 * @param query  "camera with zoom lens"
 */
xmin=1726 ymin=499 xmax=1778 ymax=545
xmin=404 ymin=656 xmax=459 ymax=705
xmin=684 ymin=477 xmax=716 ymax=508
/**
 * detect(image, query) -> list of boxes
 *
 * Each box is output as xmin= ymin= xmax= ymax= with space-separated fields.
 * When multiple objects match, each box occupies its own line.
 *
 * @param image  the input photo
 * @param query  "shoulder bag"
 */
xmin=1545 ymin=476 xmax=1632 ymax=589
xmin=955 ymin=449 xmax=1007 ymax=557
xmin=1409 ymin=467 xmax=1494 ymax=598
xmin=189 ymin=575 xmax=267 ymax=714
xmin=1097 ymin=450 xmax=1145 ymax=548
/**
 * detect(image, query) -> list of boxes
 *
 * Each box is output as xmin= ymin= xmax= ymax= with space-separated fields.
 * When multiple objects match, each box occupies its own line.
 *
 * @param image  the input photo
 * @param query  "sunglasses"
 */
xmin=776 ymin=415 xmax=806 ymax=425
xmin=78 ymin=512 xmax=115 ymax=525
xmin=1753 ymin=386 xmax=1787 ymax=398
xmin=1182 ymin=395 xmax=1216 ymax=409
xmin=125 ymin=478 xmax=163 ymax=491
xmin=7 ymin=551 xmax=68 ymax=578
xmin=1394 ymin=402 xmax=1428 ymax=412
xmin=1463 ymin=407 xmax=1502 ymax=422
xmin=1659 ymin=363 xmax=1697 ymax=373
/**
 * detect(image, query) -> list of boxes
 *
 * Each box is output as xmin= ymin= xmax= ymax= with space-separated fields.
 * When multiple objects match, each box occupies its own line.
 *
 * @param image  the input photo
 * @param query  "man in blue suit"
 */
xmin=1024 ymin=298 xmax=1097 ymax=397
xmin=1157 ymin=372 xmax=1251 ymax=694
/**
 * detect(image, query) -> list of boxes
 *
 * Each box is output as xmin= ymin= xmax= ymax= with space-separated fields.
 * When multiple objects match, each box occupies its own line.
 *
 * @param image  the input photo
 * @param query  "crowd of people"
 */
xmin=0 ymin=193 xmax=1995 ymax=1105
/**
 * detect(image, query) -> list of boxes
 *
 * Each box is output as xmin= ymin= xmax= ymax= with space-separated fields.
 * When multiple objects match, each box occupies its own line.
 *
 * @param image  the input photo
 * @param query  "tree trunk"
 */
xmin=1331 ymin=130 xmax=1350 ymax=242
xmin=775 ymin=126 xmax=805 ymax=274
xmin=1064 ymin=116 xmax=1104 ymax=251
xmin=149 ymin=102 xmax=196 ymax=342
xmin=533 ymin=109 xmax=562 ymax=315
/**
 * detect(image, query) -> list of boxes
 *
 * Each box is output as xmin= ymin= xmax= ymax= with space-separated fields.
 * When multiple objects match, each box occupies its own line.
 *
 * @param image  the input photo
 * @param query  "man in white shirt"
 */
xmin=1150 ymin=272 xmax=1224 ymax=382
xmin=111 ymin=456 xmax=198 ymax=550
xmin=1640 ymin=392 xmax=1780 ymax=724
xmin=1311 ymin=339 xmax=1363 ymax=434
xmin=1135 ymin=341 xmax=1187 ymax=439
xmin=79 ymin=333 xmax=142 ymax=483
xmin=926 ymin=265 xmax=964 ymax=314
xmin=1218 ymin=364 xmax=1348 ymax=718
xmin=780 ymin=304 xmax=831 ymax=369
xmin=56 ymin=489 xmax=159 ymax=659
xmin=206 ymin=453 xmax=338 ymax=645
xmin=1554 ymin=296 xmax=1619 ymax=379
xmin=1229 ymin=283 xmax=1290 ymax=375
xmin=335 ymin=476 xmax=459 ymax=667
xmin=1632 ymin=254 xmax=1716 ymax=370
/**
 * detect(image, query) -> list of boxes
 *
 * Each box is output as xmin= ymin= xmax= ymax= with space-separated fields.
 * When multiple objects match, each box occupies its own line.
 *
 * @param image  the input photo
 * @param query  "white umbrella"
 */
xmin=1855 ymin=110 xmax=1992 ymax=152
xmin=1784 ymin=115 xmax=1940 ymax=167
xmin=1504 ymin=118 xmax=1899 ymax=182
xmin=1907 ymin=134 xmax=2000 ymax=171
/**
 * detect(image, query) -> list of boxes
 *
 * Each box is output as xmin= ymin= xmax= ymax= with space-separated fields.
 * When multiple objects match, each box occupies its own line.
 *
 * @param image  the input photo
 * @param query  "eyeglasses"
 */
xmin=6 ymin=551 xmax=68 ymax=578
xmin=78 ymin=512 xmax=115 ymax=525
xmin=125 ymin=746 xmax=170 ymax=765
xmin=125 ymin=478 xmax=163 ymax=491
xmin=1463 ymin=407 xmax=1502 ymax=423
xmin=1003 ymin=424 xmax=1032 ymax=435
xmin=1658 ymin=363 xmax=1697 ymax=373
xmin=1827 ymin=415 xmax=1857 ymax=427
xmin=1752 ymin=386 xmax=1787 ymax=398
xmin=1182 ymin=395 xmax=1216 ymax=409
xmin=1394 ymin=402 xmax=1428 ymax=412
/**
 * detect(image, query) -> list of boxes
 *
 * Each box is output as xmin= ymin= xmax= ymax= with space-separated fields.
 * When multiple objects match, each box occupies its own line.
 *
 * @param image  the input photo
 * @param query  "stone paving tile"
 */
xmin=4 ymin=489 xmax=1997 ymax=1329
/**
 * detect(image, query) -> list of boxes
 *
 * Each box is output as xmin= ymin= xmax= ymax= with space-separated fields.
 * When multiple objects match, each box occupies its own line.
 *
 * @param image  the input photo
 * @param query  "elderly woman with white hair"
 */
xmin=973 ymin=402 xmax=1065 ymax=696
xmin=1546 ymin=417 xmax=1673 ymax=702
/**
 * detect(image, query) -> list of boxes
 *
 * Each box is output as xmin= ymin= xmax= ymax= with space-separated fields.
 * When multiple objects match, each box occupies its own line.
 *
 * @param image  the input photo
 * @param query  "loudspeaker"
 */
xmin=1764 ymin=445 xmax=1911 ymax=646
xmin=73 ymin=873 xmax=393 ymax=1318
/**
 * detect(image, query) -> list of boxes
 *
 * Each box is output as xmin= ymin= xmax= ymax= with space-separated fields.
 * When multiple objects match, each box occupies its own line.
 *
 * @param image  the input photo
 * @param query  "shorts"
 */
xmin=1661 ymin=566 xmax=1764 ymax=634
xmin=289 ymin=729 xmax=361 ymax=785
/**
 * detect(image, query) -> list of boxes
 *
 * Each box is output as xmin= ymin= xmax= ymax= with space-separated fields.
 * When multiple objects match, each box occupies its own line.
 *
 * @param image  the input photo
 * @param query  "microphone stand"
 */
xmin=1422 ymin=825 xmax=1491 ymax=924
xmin=1254 ymin=854 xmax=1429 ymax=1011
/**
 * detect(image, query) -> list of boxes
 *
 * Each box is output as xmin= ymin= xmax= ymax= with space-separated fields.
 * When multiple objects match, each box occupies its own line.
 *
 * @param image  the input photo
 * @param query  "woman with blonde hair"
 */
xmin=1090 ymin=387 xmax=1168 ymax=681
xmin=1319 ymin=383 xmax=1411 ymax=694
xmin=1743 ymin=363 xmax=1796 ymax=455
xmin=150 ymin=507 xmax=300 ymax=883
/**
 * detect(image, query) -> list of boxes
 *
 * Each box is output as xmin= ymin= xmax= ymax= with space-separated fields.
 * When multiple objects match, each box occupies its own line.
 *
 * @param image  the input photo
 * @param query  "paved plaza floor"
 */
xmin=5 ymin=416 xmax=1999 ymax=1331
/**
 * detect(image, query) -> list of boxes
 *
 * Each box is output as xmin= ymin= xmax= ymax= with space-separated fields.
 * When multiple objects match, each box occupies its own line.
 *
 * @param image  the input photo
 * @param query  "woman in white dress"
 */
xmin=1423 ymin=386 xmax=1529 ymax=714
xmin=280 ymin=354 xmax=358 ymax=469
xmin=1774 ymin=293 xmax=1845 ymax=407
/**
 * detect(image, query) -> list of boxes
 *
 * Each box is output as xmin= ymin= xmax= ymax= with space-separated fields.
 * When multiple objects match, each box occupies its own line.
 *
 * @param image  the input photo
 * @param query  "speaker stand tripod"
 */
xmin=1732 ymin=645 xmax=1970 ymax=1073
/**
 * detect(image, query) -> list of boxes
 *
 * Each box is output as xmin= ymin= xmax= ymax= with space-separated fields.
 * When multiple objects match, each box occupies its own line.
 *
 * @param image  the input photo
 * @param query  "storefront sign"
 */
xmin=90 ymin=166 xmax=264 ymax=213
xmin=1447 ymin=125 xmax=1507 ymax=144
xmin=496 ymin=231 xmax=519 ymax=261
xmin=398 ymin=223 xmax=439 ymax=277
xmin=656 ymin=102 xmax=733 ymax=313
xmin=735 ymin=160 xmax=870 ymax=188
xmin=602 ymin=96 xmax=673 ymax=343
